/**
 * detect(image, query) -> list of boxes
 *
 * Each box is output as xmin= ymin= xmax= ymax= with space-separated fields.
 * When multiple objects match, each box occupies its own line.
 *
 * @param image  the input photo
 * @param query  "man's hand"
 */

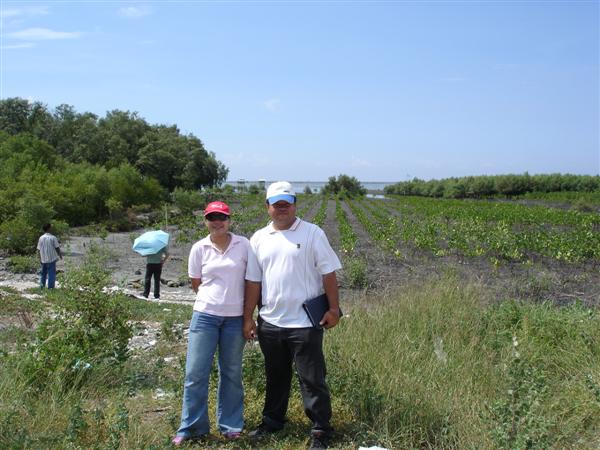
xmin=243 ymin=317 xmax=257 ymax=340
xmin=319 ymin=309 xmax=340 ymax=329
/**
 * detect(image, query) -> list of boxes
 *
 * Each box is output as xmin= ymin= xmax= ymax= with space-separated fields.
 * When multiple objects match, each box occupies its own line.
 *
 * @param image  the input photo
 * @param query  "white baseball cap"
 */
xmin=266 ymin=181 xmax=296 ymax=204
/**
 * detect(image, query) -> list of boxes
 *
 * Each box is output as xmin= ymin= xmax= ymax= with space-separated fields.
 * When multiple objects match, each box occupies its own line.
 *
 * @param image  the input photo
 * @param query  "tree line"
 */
xmin=0 ymin=97 xmax=229 ymax=254
xmin=384 ymin=173 xmax=600 ymax=198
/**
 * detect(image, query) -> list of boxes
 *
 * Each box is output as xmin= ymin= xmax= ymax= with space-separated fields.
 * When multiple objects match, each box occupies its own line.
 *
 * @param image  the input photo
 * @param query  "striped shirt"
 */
xmin=37 ymin=233 xmax=60 ymax=264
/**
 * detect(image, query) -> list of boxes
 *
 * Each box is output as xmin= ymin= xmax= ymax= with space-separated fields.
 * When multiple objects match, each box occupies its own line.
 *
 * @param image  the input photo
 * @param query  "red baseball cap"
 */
xmin=204 ymin=201 xmax=231 ymax=216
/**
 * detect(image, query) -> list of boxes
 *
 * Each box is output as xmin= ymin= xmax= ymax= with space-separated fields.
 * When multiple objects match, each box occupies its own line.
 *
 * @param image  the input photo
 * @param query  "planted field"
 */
xmin=314 ymin=195 xmax=600 ymax=307
xmin=371 ymin=196 xmax=600 ymax=263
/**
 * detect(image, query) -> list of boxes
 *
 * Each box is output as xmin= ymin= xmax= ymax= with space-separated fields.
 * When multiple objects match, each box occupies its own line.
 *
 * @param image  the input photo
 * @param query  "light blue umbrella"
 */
xmin=132 ymin=230 xmax=170 ymax=256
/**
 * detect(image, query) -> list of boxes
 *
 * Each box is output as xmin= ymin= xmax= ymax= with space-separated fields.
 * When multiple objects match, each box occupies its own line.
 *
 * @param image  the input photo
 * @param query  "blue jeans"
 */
xmin=40 ymin=261 xmax=57 ymax=289
xmin=176 ymin=311 xmax=246 ymax=438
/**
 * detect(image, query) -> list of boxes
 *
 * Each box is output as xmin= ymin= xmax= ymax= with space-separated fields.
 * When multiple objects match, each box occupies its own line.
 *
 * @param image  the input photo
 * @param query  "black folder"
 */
xmin=302 ymin=294 xmax=342 ymax=329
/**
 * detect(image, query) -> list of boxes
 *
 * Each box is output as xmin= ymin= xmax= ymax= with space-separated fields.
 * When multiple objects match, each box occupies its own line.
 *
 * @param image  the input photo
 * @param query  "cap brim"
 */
xmin=204 ymin=210 xmax=230 ymax=217
xmin=267 ymin=194 xmax=296 ymax=205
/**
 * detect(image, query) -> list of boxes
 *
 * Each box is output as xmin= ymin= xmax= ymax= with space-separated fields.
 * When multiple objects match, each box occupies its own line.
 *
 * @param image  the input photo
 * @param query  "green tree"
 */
xmin=322 ymin=174 xmax=366 ymax=198
xmin=0 ymin=97 xmax=31 ymax=135
xmin=98 ymin=110 xmax=150 ymax=167
xmin=179 ymin=136 xmax=229 ymax=189
xmin=107 ymin=163 xmax=165 ymax=207
xmin=136 ymin=125 xmax=185 ymax=191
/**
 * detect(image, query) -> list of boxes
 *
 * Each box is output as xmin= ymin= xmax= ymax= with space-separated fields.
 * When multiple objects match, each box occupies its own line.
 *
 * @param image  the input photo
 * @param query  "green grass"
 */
xmin=1 ymin=277 xmax=599 ymax=449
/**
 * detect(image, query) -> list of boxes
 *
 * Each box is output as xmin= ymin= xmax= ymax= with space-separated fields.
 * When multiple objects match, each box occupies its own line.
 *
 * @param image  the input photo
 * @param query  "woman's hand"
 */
xmin=243 ymin=318 xmax=257 ymax=340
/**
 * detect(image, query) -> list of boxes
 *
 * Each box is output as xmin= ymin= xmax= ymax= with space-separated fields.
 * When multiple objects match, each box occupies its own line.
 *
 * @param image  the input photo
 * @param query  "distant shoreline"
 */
xmin=225 ymin=180 xmax=397 ymax=184
xmin=224 ymin=180 xmax=395 ymax=194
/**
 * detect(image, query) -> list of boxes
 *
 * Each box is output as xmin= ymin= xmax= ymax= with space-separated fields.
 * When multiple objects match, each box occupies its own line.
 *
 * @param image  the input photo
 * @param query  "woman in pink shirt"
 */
xmin=172 ymin=201 xmax=250 ymax=446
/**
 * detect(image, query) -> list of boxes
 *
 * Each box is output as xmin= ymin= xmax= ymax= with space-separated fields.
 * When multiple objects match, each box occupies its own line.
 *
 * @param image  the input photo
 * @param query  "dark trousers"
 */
xmin=143 ymin=263 xmax=162 ymax=298
xmin=257 ymin=317 xmax=333 ymax=435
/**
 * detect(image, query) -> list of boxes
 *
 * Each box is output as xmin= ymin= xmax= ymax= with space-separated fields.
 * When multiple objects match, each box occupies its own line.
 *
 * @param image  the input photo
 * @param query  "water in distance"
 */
xmin=225 ymin=180 xmax=394 ymax=194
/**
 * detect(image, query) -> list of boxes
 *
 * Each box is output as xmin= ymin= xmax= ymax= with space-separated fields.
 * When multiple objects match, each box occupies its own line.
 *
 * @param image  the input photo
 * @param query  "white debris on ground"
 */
xmin=0 ymin=277 xmax=41 ymax=293
xmin=358 ymin=447 xmax=389 ymax=450
xmin=153 ymin=388 xmax=175 ymax=400
xmin=127 ymin=320 xmax=188 ymax=354
xmin=128 ymin=321 xmax=162 ymax=352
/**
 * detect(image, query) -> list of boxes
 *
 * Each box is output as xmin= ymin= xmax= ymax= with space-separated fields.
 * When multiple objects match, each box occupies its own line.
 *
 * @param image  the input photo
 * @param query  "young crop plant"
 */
xmin=296 ymin=193 xmax=319 ymax=220
xmin=347 ymin=198 xmax=401 ymax=258
xmin=343 ymin=255 xmax=368 ymax=289
xmin=382 ymin=195 xmax=600 ymax=264
xmin=335 ymin=198 xmax=358 ymax=254
xmin=312 ymin=197 xmax=328 ymax=227
xmin=231 ymin=200 xmax=269 ymax=236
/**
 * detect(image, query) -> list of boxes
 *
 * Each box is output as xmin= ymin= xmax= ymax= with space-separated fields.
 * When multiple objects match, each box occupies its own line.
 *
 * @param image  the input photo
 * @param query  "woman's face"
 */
xmin=204 ymin=212 xmax=231 ymax=237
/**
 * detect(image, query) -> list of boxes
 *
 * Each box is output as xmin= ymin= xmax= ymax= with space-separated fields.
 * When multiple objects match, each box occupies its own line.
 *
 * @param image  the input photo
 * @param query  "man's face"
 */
xmin=267 ymin=200 xmax=297 ymax=228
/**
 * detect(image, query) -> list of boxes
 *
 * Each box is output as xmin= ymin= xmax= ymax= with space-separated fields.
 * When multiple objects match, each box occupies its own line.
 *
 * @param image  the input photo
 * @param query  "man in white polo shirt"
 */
xmin=244 ymin=181 xmax=342 ymax=450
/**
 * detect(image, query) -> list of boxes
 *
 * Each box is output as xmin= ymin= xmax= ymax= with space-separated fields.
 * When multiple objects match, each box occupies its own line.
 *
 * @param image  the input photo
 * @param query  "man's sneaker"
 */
xmin=248 ymin=423 xmax=278 ymax=439
xmin=309 ymin=432 xmax=329 ymax=449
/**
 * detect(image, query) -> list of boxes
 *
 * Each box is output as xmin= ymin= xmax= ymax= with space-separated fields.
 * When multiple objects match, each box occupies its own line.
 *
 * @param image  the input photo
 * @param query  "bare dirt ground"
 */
xmin=0 ymin=227 xmax=197 ymax=305
xmin=1 ymin=199 xmax=598 ymax=308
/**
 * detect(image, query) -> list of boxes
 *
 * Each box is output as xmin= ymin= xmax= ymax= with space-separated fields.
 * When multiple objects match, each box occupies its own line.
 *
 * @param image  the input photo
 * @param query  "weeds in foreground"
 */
xmin=489 ymin=336 xmax=550 ymax=449
xmin=10 ymin=244 xmax=132 ymax=392
xmin=1 ymin=273 xmax=599 ymax=449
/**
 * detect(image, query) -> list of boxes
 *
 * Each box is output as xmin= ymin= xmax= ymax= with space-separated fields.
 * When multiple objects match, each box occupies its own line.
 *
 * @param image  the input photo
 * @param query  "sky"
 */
xmin=1 ymin=0 xmax=598 ymax=182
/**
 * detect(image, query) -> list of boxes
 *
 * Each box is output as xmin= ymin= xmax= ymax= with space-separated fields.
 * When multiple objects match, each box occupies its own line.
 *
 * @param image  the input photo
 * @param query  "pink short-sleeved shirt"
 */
xmin=188 ymin=233 xmax=250 ymax=316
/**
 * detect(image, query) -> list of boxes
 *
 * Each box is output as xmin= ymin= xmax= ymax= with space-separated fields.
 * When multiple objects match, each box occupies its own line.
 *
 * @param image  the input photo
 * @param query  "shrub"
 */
xmin=18 ymin=244 xmax=132 ymax=391
xmin=343 ymin=256 xmax=368 ymax=289
xmin=170 ymin=187 xmax=203 ymax=214
xmin=7 ymin=255 xmax=39 ymax=274
xmin=0 ymin=194 xmax=68 ymax=255
xmin=322 ymin=174 xmax=367 ymax=198
xmin=248 ymin=184 xmax=260 ymax=195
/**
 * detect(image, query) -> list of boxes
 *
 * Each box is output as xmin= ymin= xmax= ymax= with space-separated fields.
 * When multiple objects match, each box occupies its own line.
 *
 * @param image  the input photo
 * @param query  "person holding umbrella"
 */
xmin=172 ymin=201 xmax=251 ymax=446
xmin=132 ymin=229 xmax=170 ymax=300
xmin=143 ymin=245 xmax=169 ymax=300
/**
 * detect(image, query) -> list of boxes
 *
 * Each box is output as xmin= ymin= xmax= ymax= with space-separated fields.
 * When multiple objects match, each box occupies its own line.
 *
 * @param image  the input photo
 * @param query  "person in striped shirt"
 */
xmin=37 ymin=223 xmax=62 ymax=289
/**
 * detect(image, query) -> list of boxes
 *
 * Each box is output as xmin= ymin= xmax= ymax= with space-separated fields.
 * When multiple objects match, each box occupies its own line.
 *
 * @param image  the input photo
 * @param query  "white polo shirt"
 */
xmin=188 ymin=233 xmax=250 ymax=316
xmin=246 ymin=218 xmax=342 ymax=328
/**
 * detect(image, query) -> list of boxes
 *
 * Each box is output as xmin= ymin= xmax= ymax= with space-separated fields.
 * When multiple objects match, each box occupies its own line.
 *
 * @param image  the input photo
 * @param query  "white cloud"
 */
xmin=263 ymin=98 xmax=280 ymax=112
xmin=118 ymin=6 xmax=152 ymax=18
xmin=7 ymin=27 xmax=81 ymax=41
xmin=0 ymin=9 xmax=21 ymax=18
xmin=0 ymin=6 xmax=48 ymax=19
xmin=1 ymin=42 xmax=36 ymax=50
